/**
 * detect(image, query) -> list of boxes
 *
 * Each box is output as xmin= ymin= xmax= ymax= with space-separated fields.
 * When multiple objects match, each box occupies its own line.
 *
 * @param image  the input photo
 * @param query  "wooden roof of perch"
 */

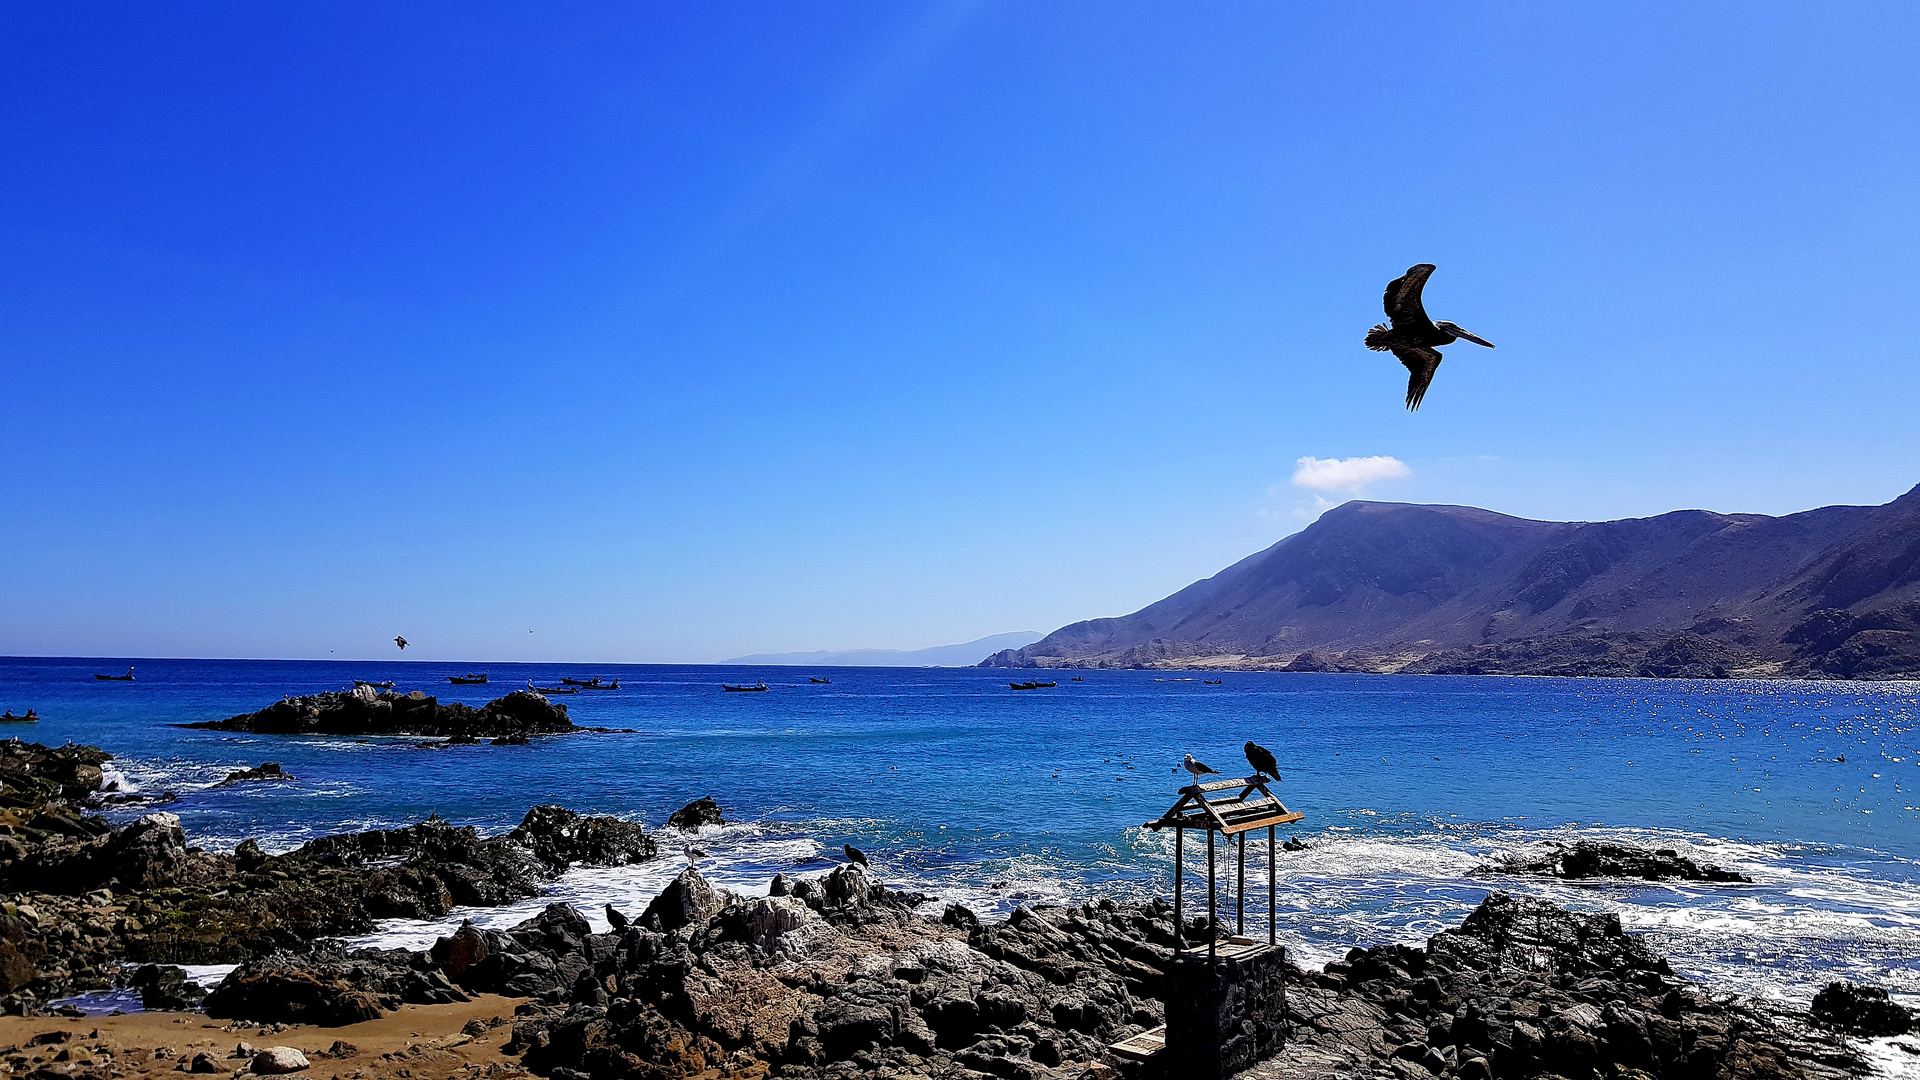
xmin=1143 ymin=774 xmax=1302 ymax=835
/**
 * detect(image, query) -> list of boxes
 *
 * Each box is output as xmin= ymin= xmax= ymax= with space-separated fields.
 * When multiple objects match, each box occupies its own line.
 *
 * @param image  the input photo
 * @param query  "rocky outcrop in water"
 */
xmin=1809 ymin=981 xmax=1912 ymax=1037
xmin=184 ymin=688 xmax=577 ymax=738
xmin=0 ymin=743 xmax=659 ymax=1013
xmin=667 ymin=796 xmax=727 ymax=830
xmin=1482 ymin=841 xmax=1753 ymax=884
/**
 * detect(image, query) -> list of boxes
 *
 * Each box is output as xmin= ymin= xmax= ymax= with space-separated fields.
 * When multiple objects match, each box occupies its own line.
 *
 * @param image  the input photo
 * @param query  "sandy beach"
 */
xmin=0 ymin=994 xmax=527 ymax=1078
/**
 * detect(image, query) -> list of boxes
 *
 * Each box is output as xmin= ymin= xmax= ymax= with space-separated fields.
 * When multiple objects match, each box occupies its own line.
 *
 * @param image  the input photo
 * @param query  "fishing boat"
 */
xmin=1203 ymin=679 xmax=1222 ymax=685
xmin=584 ymin=679 xmax=621 ymax=689
xmin=0 ymin=711 xmax=36 ymax=723
xmin=528 ymin=680 xmax=578 ymax=695
xmin=354 ymin=680 xmax=396 ymax=689
xmin=1009 ymin=680 xmax=1058 ymax=690
xmin=94 ymin=667 xmax=135 ymax=681
xmin=1070 ymin=676 xmax=1083 ymax=681
xmin=809 ymin=677 xmax=831 ymax=684
xmin=559 ymin=677 xmax=602 ymax=686
xmin=722 ymin=681 xmax=769 ymax=692
xmin=448 ymin=673 xmax=489 ymax=685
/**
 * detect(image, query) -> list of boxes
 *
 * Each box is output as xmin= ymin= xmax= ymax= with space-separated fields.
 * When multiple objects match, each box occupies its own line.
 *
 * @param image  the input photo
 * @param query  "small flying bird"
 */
xmin=393 ymin=636 xmax=409 ymax=650
xmin=1244 ymin=741 xmax=1281 ymax=781
xmin=1182 ymin=753 xmax=1219 ymax=787
xmin=843 ymin=844 xmax=869 ymax=867
xmin=1364 ymin=263 xmax=1495 ymax=410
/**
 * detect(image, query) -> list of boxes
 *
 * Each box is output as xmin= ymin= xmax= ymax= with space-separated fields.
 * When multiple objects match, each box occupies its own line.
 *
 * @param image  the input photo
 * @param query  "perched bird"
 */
xmin=605 ymin=904 xmax=630 ymax=930
xmin=1244 ymin=741 xmax=1281 ymax=781
xmin=843 ymin=844 xmax=869 ymax=867
xmin=1363 ymin=263 xmax=1495 ymax=410
xmin=1182 ymin=753 xmax=1219 ymax=786
xmin=683 ymin=844 xmax=707 ymax=864
xmin=393 ymin=635 xmax=409 ymax=650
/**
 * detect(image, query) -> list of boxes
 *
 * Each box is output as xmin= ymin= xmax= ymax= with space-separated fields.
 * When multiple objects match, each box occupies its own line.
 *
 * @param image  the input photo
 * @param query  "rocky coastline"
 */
xmin=0 ymin=738 xmax=655 ymax=1015
xmin=2 ymin=738 xmax=1909 ymax=1080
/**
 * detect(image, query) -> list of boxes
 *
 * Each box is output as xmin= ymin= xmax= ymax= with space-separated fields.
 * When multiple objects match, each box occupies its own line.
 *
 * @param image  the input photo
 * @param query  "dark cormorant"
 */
xmin=393 ymin=635 xmax=409 ymax=650
xmin=1364 ymin=263 xmax=1495 ymax=410
xmin=1244 ymin=741 xmax=1280 ymax=781
xmin=843 ymin=844 xmax=869 ymax=867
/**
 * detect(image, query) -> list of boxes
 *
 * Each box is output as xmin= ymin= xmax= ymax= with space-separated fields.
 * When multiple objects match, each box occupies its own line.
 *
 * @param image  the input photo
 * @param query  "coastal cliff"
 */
xmin=986 ymin=484 xmax=1920 ymax=678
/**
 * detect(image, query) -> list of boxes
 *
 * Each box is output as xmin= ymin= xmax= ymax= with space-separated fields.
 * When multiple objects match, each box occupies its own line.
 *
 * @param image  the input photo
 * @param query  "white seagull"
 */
xmin=1182 ymin=753 xmax=1219 ymax=787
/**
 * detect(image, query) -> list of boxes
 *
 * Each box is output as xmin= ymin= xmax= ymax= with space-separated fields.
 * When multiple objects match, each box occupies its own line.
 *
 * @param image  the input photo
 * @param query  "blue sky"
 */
xmin=3 ymin=3 xmax=1917 ymax=662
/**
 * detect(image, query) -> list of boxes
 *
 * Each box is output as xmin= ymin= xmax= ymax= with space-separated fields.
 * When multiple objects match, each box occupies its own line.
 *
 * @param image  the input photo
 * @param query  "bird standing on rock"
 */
xmin=843 ymin=844 xmax=869 ymax=867
xmin=1244 ymin=741 xmax=1281 ymax=781
xmin=1182 ymin=753 xmax=1219 ymax=787
xmin=1364 ymin=263 xmax=1495 ymax=410
xmin=683 ymin=844 xmax=707 ymax=865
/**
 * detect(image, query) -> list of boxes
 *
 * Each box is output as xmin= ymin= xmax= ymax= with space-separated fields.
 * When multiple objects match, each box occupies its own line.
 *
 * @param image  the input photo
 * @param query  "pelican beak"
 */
xmin=1451 ymin=327 xmax=1495 ymax=348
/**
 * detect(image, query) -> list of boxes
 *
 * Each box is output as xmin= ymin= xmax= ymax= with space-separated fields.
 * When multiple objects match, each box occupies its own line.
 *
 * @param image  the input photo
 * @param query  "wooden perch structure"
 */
xmin=1143 ymin=773 xmax=1303 ymax=960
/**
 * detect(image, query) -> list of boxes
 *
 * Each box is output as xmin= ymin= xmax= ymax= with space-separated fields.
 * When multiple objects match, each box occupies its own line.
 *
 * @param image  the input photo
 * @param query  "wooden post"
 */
xmin=1206 ymin=828 xmax=1217 ymax=961
xmin=1267 ymin=823 xmax=1276 ymax=947
xmin=1173 ymin=825 xmax=1184 ymax=953
xmin=1236 ymin=831 xmax=1246 ymax=935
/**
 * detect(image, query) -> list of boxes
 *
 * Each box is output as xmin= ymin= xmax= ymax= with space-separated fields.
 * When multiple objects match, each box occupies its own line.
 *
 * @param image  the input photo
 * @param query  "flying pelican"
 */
xmin=393 ymin=636 xmax=409 ymax=650
xmin=1363 ymin=263 xmax=1495 ymax=410
xmin=1244 ymin=741 xmax=1281 ymax=781
xmin=843 ymin=844 xmax=869 ymax=867
xmin=1181 ymin=753 xmax=1219 ymax=787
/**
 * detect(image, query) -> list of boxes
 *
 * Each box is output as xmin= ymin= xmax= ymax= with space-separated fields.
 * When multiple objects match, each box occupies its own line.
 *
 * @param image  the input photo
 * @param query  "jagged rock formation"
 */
xmin=201 ymin=879 xmax=1871 ymax=1080
xmin=184 ymin=688 xmax=577 ymax=738
xmin=986 ymin=484 xmax=1920 ymax=679
xmin=0 ymin=740 xmax=658 ymax=1012
xmin=1481 ymin=841 xmax=1752 ymax=884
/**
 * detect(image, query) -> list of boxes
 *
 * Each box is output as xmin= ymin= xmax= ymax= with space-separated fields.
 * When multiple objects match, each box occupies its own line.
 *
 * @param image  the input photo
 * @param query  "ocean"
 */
xmin=4 ymin=656 xmax=1915 ymax=1016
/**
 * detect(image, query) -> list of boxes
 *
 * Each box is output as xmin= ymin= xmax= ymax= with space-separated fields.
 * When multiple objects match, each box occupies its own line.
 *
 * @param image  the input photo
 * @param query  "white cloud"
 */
xmin=1290 ymin=455 xmax=1411 ymax=493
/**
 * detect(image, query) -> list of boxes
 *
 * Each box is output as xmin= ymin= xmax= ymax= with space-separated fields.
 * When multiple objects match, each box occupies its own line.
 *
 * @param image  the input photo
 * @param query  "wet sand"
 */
xmin=0 ymin=994 xmax=529 ymax=1078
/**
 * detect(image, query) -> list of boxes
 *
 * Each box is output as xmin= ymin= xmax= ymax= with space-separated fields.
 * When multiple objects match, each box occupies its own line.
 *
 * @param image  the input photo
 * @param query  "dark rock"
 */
xmin=640 ymin=867 xmax=725 ymax=932
xmin=216 ymin=763 xmax=292 ymax=785
xmin=1811 ymin=980 xmax=1912 ymax=1036
xmin=128 ymin=964 xmax=206 ymax=1012
xmin=203 ymin=947 xmax=406 ymax=1026
xmin=1485 ymin=839 xmax=1752 ymax=883
xmin=666 ymin=796 xmax=727 ymax=830
xmin=185 ymin=688 xmax=577 ymax=738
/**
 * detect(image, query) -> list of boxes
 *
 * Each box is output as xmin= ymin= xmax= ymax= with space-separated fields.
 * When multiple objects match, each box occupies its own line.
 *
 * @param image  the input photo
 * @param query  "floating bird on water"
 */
xmin=843 ymin=844 xmax=869 ymax=867
xmin=1244 ymin=741 xmax=1280 ymax=781
xmin=1364 ymin=263 xmax=1495 ymax=410
xmin=393 ymin=635 xmax=409 ymax=650
xmin=1181 ymin=753 xmax=1219 ymax=787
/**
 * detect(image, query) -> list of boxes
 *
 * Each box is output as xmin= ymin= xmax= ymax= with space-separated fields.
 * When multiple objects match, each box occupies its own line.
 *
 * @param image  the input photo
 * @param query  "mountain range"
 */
xmin=726 ymin=631 xmax=1044 ymax=667
xmin=984 ymin=484 xmax=1920 ymax=679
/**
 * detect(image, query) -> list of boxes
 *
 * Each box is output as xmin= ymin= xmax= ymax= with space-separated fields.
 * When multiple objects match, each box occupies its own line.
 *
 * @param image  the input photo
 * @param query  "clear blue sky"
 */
xmin=4 ymin=3 xmax=1917 ymax=663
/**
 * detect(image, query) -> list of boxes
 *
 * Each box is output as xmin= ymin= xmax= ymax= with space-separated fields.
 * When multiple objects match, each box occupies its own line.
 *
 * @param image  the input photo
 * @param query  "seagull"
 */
xmin=393 ymin=636 xmax=409 ymax=650
xmin=605 ymin=904 xmax=629 ymax=930
xmin=1244 ymin=741 xmax=1281 ymax=781
xmin=1182 ymin=753 xmax=1219 ymax=787
xmin=682 ymin=844 xmax=707 ymax=864
xmin=843 ymin=844 xmax=869 ymax=867
xmin=1363 ymin=263 xmax=1495 ymax=410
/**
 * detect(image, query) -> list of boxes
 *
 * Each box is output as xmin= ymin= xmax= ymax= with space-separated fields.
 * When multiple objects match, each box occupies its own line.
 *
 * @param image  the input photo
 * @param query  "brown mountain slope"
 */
xmin=984 ymin=484 xmax=1920 ymax=678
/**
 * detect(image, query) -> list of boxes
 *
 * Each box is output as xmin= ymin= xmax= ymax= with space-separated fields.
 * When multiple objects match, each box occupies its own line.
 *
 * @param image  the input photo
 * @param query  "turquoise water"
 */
xmin=4 ymin=657 xmax=1916 ymax=1006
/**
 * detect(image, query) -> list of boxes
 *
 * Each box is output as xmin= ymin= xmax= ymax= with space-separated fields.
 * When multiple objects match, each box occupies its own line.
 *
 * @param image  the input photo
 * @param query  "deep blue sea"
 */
xmin=4 ymin=657 xmax=1916 ymax=1015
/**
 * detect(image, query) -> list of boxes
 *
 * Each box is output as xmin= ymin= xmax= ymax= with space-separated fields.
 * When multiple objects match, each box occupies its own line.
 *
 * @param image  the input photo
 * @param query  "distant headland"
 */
xmin=726 ymin=631 xmax=1043 ymax=667
xmin=984 ymin=484 xmax=1920 ymax=680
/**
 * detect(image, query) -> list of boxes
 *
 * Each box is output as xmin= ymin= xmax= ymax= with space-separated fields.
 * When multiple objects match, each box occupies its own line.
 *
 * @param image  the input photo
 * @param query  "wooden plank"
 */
xmin=1189 ymin=775 xmax=1263 ymax=793
xmin=1221 ymin=811 xmax=1303 ymax=835
xmin=1109 ymin=1025 xmax=1166 ymax=1062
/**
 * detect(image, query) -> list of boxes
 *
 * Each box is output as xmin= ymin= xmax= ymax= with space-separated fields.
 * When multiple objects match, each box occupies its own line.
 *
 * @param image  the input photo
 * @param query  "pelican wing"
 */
xmin=1383 ymin=263 xmax=1437 ymax=330
xmin=1394 ymin=346 xmax=1443 ymax=410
